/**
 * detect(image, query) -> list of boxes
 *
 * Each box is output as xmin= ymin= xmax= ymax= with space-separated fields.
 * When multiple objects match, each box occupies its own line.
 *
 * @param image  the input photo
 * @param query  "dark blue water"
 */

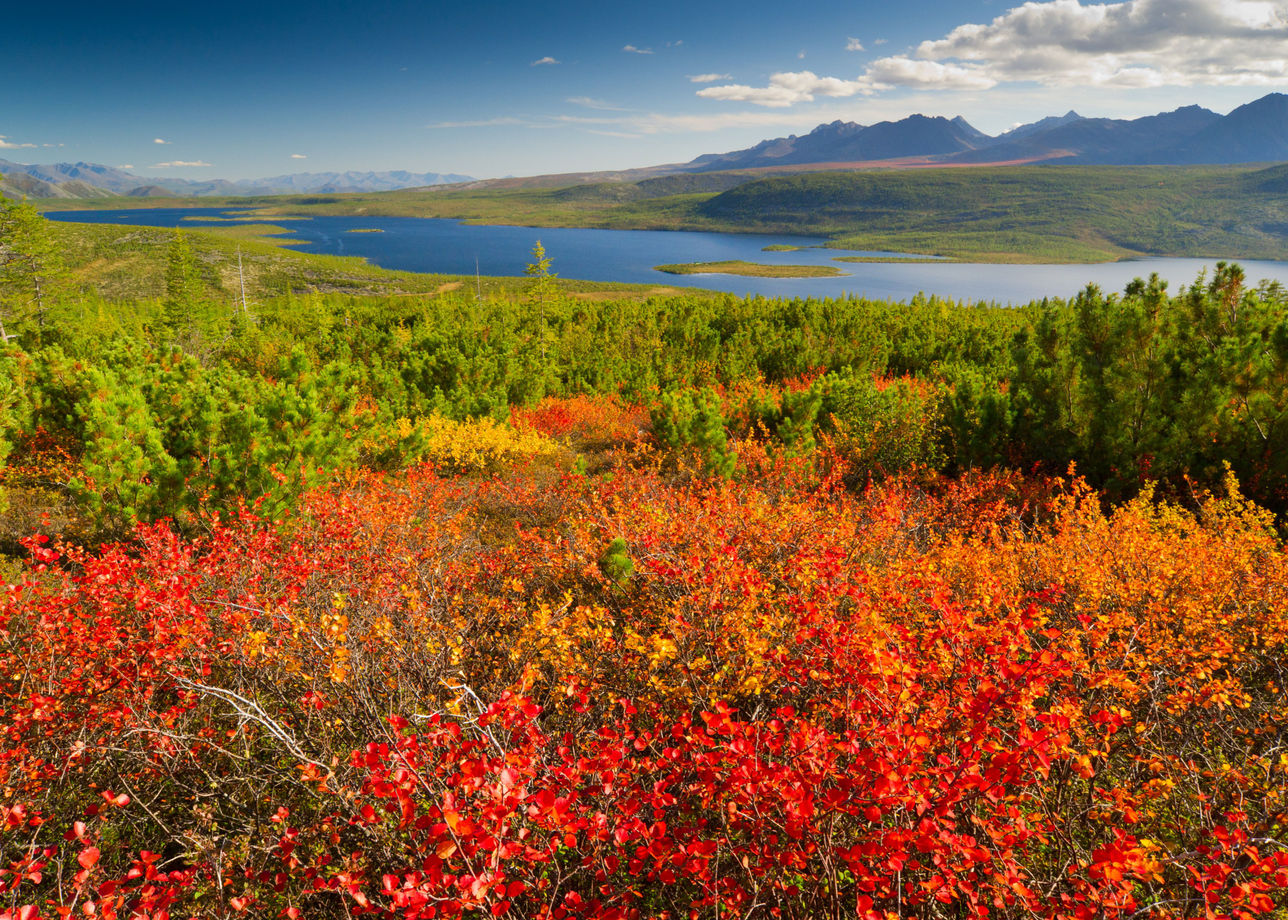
xmin=47 ymin=207 xmax=1288 ymax=304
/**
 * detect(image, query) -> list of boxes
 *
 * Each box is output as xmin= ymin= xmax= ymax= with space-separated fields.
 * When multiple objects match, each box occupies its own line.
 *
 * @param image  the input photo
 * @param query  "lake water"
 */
xmin=47 ymin=207 xmax=1288 ymax=304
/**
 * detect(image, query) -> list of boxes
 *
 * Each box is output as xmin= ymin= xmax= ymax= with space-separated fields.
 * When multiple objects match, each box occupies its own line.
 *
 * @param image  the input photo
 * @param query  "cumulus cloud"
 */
xmin=153 ymin=137 xmax=170 ymax=144
xmin=862 ymin=57 xmax=997 ymax=90
xmin=623 ymin=44 xmax=654 ymax=54
xmin=0 ymin=136 xmax=37 ymax=149
xmin=698 ymin=0 xmax=1288 ymax=107
xmin=845 ymin=37 xmax=865 ymax=51
xmin=290 ymin=153 xmax=308 ymax=159
xmin=687 ymin=73 xmax=731 ymax=83
xmin=531 ymin=56 xmax=559 ymax=66
xmin=150 ymin=160 xmax=212 ymax=168
xmin=911 ymin=0 xmax=1288 ymax=87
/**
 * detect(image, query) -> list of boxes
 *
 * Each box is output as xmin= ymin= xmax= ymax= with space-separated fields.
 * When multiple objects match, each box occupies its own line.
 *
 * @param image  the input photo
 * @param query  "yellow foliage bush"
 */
xmin=395 ymin=414 xmax=564 ymax=473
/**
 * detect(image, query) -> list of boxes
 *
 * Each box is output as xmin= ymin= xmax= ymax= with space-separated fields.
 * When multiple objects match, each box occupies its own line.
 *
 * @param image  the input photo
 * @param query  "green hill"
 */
xmin=693 ymin=165 xmax=1288 ymax=262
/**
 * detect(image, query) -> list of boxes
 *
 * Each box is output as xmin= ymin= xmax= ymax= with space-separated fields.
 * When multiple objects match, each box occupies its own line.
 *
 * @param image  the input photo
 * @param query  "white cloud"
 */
xmin=846 ymin=37 xmax=865 ymax=51
xmin=567 ymin=96 xmax=626 ymax=111
xmin=153 ymin=137 xmax=170 ymax=144
xmin=290 ymin=153 xmax=308 ymax=159
xmin=698 ymin=70 xmax=873 ymax=107
xmin=688 ymin=73 xmax=731 ymax=83
xmin=0 ymin=136 xmax=37 ymax=149
xmin=623 ymin=44 xmax=654 ymax=54
xmin=698 ymin=0 xmax=1288 ymax=107
xmin=910 ymin=0 xmax=1288 ymax=88
xmin=117 ymin=164 xmax=135 ymax=170
xmin=150 ymin=160 xmax=212 ymax=168
xmin=863 ymin=57 xmax=998 ymax=90
xmin=531 ymin=56 xmax=559 ymax=66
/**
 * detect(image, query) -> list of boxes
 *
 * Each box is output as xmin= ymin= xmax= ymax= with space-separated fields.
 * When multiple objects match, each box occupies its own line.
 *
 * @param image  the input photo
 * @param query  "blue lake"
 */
xmin=47 ymin=207 xmax=1288 ymax=304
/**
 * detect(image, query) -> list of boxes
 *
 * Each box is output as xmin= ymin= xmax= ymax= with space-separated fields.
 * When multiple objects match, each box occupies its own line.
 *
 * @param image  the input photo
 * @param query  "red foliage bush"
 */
xmin=1 ymin=466 xmax=1285 ymax=919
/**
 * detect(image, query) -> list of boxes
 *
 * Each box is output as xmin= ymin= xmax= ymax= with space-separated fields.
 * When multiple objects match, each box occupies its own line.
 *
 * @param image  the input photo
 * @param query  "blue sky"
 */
xmin=3 ymin=0 xmax=1286 ymax=180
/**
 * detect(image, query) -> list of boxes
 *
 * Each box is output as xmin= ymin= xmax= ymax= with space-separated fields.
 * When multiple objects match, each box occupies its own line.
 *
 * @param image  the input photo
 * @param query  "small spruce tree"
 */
xmin=0 ymin=192 xmax=67 ymax=341
xmin=162 ymin=231 xmax=203 ymax=351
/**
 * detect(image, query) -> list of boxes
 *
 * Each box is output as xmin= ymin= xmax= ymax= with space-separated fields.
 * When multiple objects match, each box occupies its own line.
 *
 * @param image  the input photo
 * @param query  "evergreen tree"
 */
xmin=652 ymin=388 xmax=737 ymax=478
xmin=598 ymin=537 xmax=635 ymax=587
xmin=525 ymin=240 xmax=558 ymax=365
xmin=162 ymin=231 xmax=203 ymax=351
xmin=0 ymin=192 xmax=67 ymax=342
xmin=0 ymin=371 xmax=12 ymax=517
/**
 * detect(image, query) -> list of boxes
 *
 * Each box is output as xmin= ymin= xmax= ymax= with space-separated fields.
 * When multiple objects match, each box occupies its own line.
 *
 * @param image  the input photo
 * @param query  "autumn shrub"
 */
xmin=1 ymin=466 xmax=1287 ymax=919
xmin=509 ymin=395 xmax=649 ymax=453
xmin=364 ymin=414 xmax=566 ymax=475
xmin=0 ymin=375 xmax=11 ymax=517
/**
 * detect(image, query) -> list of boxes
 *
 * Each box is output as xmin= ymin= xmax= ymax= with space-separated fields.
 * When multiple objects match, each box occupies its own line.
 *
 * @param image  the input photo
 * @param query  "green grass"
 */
xmin=833 ymin=255 xmax=956 ymax=264
xmin=654 ymin=260 xmax=844 ymax=278
xmin=762 ymin=244 xmax=803 ymax=252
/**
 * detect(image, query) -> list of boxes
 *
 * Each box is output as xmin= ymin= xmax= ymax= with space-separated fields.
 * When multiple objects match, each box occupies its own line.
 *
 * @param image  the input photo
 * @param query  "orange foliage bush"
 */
xmin=1 ymin=463 xmax=1286 ymax=919
xmin=510 ymin=396 xmax=650 ymax=452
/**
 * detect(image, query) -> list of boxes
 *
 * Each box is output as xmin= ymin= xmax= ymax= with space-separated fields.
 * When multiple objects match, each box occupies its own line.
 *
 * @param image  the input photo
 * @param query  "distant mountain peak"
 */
xmin=688 ymin=111 xmax=993 ymax=171
xmin=686 ymin=93 xmax=1288 ymax=172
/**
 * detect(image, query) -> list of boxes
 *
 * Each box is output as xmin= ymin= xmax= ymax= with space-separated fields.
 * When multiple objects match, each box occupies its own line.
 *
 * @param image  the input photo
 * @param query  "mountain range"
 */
xmin=4 ymin=93 xmax=1287 ymax=201
xmin=684 ymin=92 xmax=1288 ymax=172
xmin=0 ymin=162 xmax=475 ymax=200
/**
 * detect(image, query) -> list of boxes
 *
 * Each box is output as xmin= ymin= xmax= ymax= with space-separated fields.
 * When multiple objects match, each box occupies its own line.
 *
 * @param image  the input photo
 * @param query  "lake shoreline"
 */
xmin=45 ymin=207 xmax=1288 ymax=304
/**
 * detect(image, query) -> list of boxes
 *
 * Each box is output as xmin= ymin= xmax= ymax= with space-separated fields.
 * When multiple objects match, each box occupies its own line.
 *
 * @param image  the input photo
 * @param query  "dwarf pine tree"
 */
xmin=0 ymin=371 xmax=12 ymax=516
xmin=652 ymin=387 xmax=737 ymax=478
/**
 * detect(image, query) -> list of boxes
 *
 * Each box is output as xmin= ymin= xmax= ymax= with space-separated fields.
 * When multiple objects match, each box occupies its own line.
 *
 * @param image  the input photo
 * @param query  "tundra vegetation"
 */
xmin=2 ymin=200 xmax=1288 ymax=920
